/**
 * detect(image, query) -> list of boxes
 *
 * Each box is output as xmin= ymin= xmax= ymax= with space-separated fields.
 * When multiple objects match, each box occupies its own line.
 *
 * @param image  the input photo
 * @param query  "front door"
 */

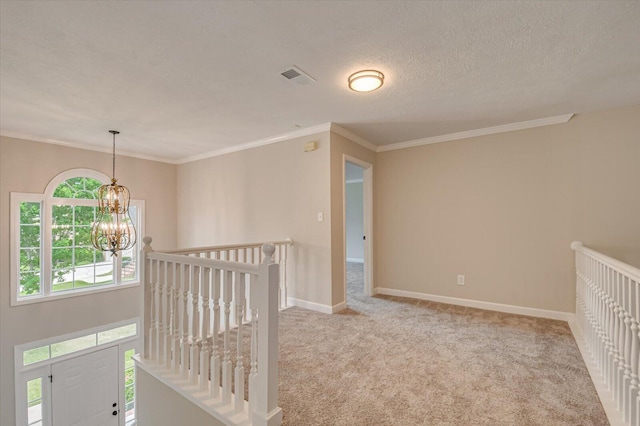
xmin=52 ymin=346 xmax=119 ymax=426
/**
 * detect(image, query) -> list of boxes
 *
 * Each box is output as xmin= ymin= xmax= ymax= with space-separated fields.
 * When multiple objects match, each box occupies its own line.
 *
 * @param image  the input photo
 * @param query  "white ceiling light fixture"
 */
xmin=348 ymin=70 xmax=384 ymax=92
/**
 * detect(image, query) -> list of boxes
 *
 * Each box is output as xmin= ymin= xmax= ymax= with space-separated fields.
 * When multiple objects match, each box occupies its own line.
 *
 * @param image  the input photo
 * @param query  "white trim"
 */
xmin=345 ymin=178 xmax=363 ymax=184
xmin=330 ymin=124 xmax=378 ymax=152
xmin=175 ymin=123 xmax=332 ymax=164
xmin=568 ymin=321 xmax=626 ymax=426
xmin=0 ymin=129 xmax=176 ymax=164
xmin=10 ymin=174 xmax=145 ymax=306
xmin=343 ymin=155 xmax=374 ymax=300
xmin=43 ymin=168 xmax=109 ymax=195
xmin=376 ymin=114 xmax=575 ymax=152
xmin=346 ymin=257 xmax=364 ymax=263
xmin=375 ymin=287 xmax=575 ymax=322
xmin=287 ymin=297 xmax=347 ymax=314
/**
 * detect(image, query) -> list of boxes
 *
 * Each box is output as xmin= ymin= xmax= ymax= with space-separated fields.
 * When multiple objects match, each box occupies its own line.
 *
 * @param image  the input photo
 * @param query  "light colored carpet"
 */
xmin=276 ymin=262 xmax=608 ymax=425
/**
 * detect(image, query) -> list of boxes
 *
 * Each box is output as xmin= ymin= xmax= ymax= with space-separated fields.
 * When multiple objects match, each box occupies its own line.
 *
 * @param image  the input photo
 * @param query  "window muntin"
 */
xmin=19 ymin=201 xmax=42 ymax=297
xmin=11 ymin=169 xmax=144 ymax=305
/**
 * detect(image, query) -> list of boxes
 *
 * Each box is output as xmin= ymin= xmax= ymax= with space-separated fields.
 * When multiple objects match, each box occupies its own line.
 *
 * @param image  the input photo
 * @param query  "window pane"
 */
xmin=51 ymin=226 xmax=73 ymax=248
xmin=50 ymin=334 xmax=96 ymax=358
xmin=121 ymin=206 xmax=138 ymax=282
xmin=98 ymin=324 xmax=137 ymax=345
xmin=23 ymin=346 xmax=50 ymax=365
xmin=26 ymin=377 xmax=42 ymax=425
xmin=20 ymin=272 xmax=41 ymax=296
xmin=53 ymin=178 xmax=101 ymax=199
xmin=74 ymin=226 xmax=92 ymax=246
xmin=20 ymin=202 xmax=41 ymax=225
xmin=20 ymin=225 xmax=40 ymax=248
xmin=19 ymin=202 xmax=42 ymax=298
xmin=20 ymin=249 xmax=40 ymax=272
xmin=124 ymin=348 xmax=136 ymax=424
xmin=52 ymin=205 xmax=73 ymax=225
xmin=51 ymin=247 xmax=72 ymax=274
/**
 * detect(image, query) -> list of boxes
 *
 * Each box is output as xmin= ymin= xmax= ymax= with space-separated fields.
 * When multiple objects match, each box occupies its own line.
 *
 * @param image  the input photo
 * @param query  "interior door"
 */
xmin=52 ymin=346 xmax=119 ymax=426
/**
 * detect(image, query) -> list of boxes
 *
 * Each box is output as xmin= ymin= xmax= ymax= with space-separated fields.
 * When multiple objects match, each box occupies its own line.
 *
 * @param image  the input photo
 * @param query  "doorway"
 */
xmin=343 ymin=155 xmax=373 ymax=305
xmin=52 ymin=346 xmax=120 ymax=425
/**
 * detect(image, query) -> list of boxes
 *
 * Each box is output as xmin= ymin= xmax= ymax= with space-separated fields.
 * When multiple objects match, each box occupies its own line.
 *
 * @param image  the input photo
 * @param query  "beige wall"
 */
xmin=329 ymin=132 xmax=376 ymax=306
xmin=0 ymin=136 xmax=177 ymax=425
xmin=136 ymin=368 xmax=224 ymax=426
xmin=176 ymin=133 xmax=333 ymax=306
xmin=375 ymin=105 xmax=640 ymax=313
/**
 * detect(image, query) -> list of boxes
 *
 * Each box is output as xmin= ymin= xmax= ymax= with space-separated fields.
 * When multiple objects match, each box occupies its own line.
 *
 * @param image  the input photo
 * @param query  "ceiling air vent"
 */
xmin=280 ymin=66 xmax=316 ymax=86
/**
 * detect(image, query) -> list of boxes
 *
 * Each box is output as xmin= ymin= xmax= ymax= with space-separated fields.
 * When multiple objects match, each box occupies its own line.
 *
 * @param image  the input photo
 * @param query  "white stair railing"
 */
xmin=164 ymin=238 xmax=292 ymax=310
xmin=138 ymin=236 xmax=283 ymax=426
xmin=572 ymin=241 xmax=640 ymax=426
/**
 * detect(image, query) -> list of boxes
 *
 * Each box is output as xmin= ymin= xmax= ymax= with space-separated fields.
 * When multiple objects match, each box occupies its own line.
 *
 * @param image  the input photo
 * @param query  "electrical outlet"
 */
xmin=317 ymin=212 xmax=324 ymax=222
xmin=457 ymin=275 xmax=465 ymax=286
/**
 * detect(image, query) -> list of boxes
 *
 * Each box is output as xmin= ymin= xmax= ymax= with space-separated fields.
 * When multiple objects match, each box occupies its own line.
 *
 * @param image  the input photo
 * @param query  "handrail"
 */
xmin=147 ymin=251 xmax=259 ymax=274
xmin=164 ymin=238 xmax=293 ymax=255
xmin=571 ymin=241 xmax=640 ymax=281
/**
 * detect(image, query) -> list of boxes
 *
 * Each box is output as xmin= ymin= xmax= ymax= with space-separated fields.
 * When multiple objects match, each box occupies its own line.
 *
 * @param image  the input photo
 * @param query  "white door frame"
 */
xmin=343 ymin=155 xmax=373 ymax=300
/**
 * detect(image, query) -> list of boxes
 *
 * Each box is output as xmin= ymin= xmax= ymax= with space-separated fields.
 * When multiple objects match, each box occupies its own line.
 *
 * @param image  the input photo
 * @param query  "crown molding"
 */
xmin=175 ymin=122 xmax=332 ymax=164
xmin=376 ymin=114 xmax=575 ymax=153
xmin=0 ymin=129 xmax=178 ymax=164
xmin=330 ymin=124 xmax=378 ymax=152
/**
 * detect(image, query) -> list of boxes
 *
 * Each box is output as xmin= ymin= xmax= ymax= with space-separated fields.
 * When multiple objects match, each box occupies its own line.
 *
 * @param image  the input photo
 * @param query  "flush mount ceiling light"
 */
xmin=348 ymin=70 xmax=384 ymax=92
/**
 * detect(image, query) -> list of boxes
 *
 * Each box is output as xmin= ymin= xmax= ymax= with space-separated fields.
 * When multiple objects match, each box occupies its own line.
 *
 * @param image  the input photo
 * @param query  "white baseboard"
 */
xmin=567 ymin=321 xmax=626 ymax=426
xmin=346 ymin=257 xmax=364 ymax=263
xmin=287 ymin=297 xmax=346 ymax=314
xmin=375 ymin=287 xmax=575 ymax=322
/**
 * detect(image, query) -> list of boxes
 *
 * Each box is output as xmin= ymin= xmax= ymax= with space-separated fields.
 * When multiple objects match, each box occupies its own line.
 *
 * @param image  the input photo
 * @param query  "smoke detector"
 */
xmin=280 ymin=66 xmax=316 ymax=86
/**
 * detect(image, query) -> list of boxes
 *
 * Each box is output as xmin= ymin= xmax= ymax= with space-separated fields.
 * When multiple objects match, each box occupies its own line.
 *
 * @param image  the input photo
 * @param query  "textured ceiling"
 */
xmin=1 ymin=1 xmax=639 ymax=162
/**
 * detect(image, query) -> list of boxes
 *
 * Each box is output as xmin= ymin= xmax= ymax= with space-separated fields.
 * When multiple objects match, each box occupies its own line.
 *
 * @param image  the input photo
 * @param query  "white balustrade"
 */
xmin=165 ymin=238 xmax=293 ymax=310
xmin=572 ymin=241 xmax=640 ymax=426
xmin=140 ymin=236 xmax=284 ymax=426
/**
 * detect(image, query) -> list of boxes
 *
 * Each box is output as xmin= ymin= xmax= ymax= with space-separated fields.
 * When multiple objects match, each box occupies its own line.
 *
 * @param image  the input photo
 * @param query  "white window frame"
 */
xmin=10 ymin=168 xmax=145 ymax=306
xmin=15 ymin=318 xmax=141 ymax=426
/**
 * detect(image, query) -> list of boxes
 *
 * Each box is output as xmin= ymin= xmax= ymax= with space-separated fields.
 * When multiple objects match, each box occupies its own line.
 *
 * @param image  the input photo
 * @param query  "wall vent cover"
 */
xmin=280 ymin=66 xmax=316 ymax=86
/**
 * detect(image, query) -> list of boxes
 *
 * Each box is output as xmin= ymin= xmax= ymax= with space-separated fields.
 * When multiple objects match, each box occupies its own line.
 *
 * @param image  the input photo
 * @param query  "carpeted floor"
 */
xmin=276 ymin=262 xmax=608 ymax=426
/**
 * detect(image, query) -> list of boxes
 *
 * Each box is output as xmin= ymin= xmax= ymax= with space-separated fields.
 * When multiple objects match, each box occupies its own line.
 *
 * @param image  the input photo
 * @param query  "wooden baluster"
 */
xmin=607 ymin=266 xmax=616 ymax=390
xmin=629 ymin=279 xmax=640 ymax=423
xmin=164 ymin=262 xmax=173 ymax=369
xmin=148 ymin=258 xmax=157 ymax=360
xmin=249 ymin=272 xmax=258 ymax=414
xmin=211 ymin=268 xmax=221 ymax=399
xmin=172 ymin=263 xmax=181 ymax=373
xmin=222 ymin=270 xmax=233 ymax=404
xmin=635 ymin=277 xmax=640 ymax=426
xmin=623 ymin=275 xmax=632 ymax=418
xmin=616 ymin=276 xmax=625 ymax=411
xmin=200 ymin=267 xmax=212 ymax=391
xmin=180 ymin=264 xmax=190 ymax=378
xmin=235 ymin=272 xmax=246 ymax=412
xmin=190 ymin=266 xmax=201 ymax=384
xmin=613 ymin=271 xmax=622 ymax=405
xmin=156 ymin=260 xmax=165 ymax=364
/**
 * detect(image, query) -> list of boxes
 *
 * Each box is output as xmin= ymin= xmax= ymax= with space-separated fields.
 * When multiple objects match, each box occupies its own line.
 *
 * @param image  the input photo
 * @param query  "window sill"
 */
xmin=11 ymin=281 xmax=141 ymax=307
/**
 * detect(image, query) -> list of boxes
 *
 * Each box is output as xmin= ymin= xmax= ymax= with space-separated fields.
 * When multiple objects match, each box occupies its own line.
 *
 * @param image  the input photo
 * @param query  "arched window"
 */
xmin=11 ymin=169 xmax=145 ymax=305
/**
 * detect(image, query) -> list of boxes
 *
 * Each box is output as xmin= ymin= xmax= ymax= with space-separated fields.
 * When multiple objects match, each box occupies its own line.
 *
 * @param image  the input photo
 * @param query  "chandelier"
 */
xmin=91 ymin=130 xmax=137 ymax=256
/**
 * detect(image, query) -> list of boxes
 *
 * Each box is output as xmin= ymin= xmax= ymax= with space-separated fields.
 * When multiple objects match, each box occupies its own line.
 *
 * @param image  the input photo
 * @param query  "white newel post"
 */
xmin=141 ymin=236 xmax=154 ymax=359
xmin=252 ymin=243 xmax=282 ymax=426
